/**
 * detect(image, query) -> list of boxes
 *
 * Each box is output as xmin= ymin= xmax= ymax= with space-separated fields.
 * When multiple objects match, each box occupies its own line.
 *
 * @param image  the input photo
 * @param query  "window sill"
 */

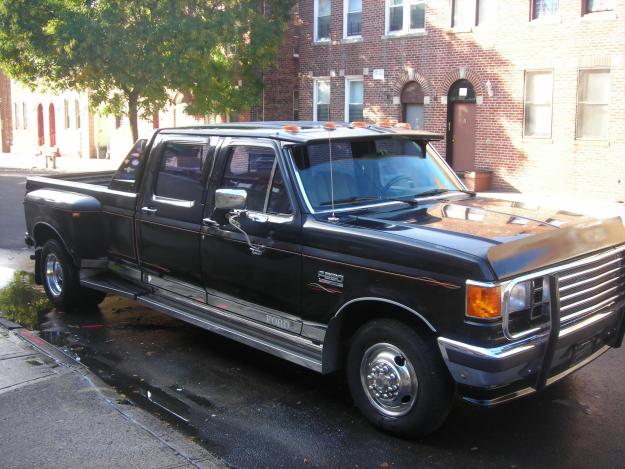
xmin=341 ymin=36 xmax=363 ymax=44
xmin=574 ymin=138 xmax=610 ymax=147
xmin=312 ymin=39 xmax=331 ymax=46
xmin=581 ymin=10 xmax=617 ymax=21
xmin=530 ymin=15 xmax=561 ymax=25
xmin=521 ymin=137 xmax=553 ymax=143
xmin=381 ymin=30 xmax=427 ymax=40
xmin=449 ymin=27 xmax=473 ymax=33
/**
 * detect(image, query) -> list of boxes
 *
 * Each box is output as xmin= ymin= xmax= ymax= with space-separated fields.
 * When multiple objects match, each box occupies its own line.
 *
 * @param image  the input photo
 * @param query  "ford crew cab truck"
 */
xmin=23 ymin=122 xmax=625 ymax=437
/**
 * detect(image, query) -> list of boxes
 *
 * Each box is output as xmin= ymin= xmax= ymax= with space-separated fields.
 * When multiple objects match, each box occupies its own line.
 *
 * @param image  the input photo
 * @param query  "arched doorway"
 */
xmin=37 ymin=104 xmax=44 ymax=146
xmin=447 ymin=79 xmax=476 ymax=172
xmin=401 ymin=81 xmax=424 ymax=130
xmin=48 ymin=103 xmax=56 ymax=147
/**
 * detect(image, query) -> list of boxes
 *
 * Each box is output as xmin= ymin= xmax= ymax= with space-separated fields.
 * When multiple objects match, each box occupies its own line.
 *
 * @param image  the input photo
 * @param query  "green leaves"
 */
xmin=0 ymin=0 xmax=294 ymax=140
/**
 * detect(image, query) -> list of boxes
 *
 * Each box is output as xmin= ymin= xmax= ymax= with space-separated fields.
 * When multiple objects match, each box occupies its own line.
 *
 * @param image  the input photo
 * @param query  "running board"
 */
xmin=79 ymin=275 xmax=323 ymax=372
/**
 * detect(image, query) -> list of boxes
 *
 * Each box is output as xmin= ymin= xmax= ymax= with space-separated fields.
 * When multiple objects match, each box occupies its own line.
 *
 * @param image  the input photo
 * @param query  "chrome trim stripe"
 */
xmin=335 ymin=297 xmax=437 ymax=332
xmin=558 ymin=256 xmax=622 ymax=283
xmin=438 ymin=336 xmax=539 ymax=360
xmin=559 ymin=265 xmax=622 ymax=293
xmin=138 ymin=294 xmax=323 ymax=372
xmin=27 ymin=176 xmax=137 ymax=198
xmin=152 ymin=194 xmax=195 ymax=208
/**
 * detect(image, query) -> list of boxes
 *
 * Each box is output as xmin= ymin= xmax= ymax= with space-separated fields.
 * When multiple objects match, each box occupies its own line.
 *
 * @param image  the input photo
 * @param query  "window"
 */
xmin=64 ymin=99 xmax=70 ymax=129
xmin=222 ymin=146 xmax=291 ymax=214
xmin=293 ymin=89 xmax=299 ymax=120
xmin=75 ymin=100 xmax=81 ymax=129
xmin=315 ymin=0 xmax=331 ymax=41
xmin=344 ymin=0 xmax=362 ymax=37
xmin=314 ymin=79 xmax=331 ymax=121
xmin=452 ymin=0 xmax=497 ymax=28
xmin=524 ymin=71 xmax=553 ymax=138
xmin=154 ymin=142 xmax=209 ymax=200
xmin=345 ymin=78 xmax=364 ymax=122
xmin=401 ymin=81 xmax=424 ymax=130
xmin=22 ymin=102 xmax=27 ymax=129
xmin=387 ymin=0 xmax=425 ymax=34
xmin=585 ymin=0 xmax=614 ymax=13
xmin=111 ymin=139 xmax=148 ymax=183
xmin=14 ymin=103 xmax=19 ymax=129
xmin=576 ymin=69 xmax=610 ymax=140
xmin=532 ymin=0 xmax=558 ymax=20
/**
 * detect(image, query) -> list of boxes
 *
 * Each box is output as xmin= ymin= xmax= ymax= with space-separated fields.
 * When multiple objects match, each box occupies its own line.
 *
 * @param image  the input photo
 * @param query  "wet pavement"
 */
xmin=1 ymin=268 xmax=625 ymax=469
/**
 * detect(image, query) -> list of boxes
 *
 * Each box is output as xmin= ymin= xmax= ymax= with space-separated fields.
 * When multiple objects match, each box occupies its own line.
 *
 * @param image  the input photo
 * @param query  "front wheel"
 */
xmin=40 ymin=239 xmax=106 ymax=310
xmin=346 ymin=319 xmax=454 ymax=438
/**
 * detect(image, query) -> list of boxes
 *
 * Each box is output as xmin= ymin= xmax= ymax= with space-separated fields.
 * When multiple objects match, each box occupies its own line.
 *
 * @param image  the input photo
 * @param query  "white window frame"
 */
xmin=343 ymin=0 xmax=363 ymax=39
xmin=522 ymin=69 xmax=553 ymax=139
xmin=314 ymin=0 xmax=331 ymax=42
xmin=385 ymin=0 xmax=426 ymax=36
xmin=575 ymin=68 xmax=610 ymax=141
xmin=313 ymin=78 xmax=331 ymax=121
xmin=344 ymin=76 xmax=364 ymax=122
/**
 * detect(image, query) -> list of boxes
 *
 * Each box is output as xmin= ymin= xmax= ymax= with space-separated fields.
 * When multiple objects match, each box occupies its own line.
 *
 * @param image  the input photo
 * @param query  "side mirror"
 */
xmin=212 ymin=188 xmax=247 ymax=225
xmin=215 ymin=188 xmax=247 ymax=211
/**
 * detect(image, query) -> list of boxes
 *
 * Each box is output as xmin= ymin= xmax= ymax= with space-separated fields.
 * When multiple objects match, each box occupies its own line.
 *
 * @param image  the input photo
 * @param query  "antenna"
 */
xmin=324 ymin=122 xmax=339 ymax=222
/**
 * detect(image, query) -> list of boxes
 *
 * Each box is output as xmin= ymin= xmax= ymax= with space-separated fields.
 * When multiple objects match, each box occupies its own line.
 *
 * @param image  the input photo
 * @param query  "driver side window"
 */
xmin=222 ymin=146 xmax=292 ymax=215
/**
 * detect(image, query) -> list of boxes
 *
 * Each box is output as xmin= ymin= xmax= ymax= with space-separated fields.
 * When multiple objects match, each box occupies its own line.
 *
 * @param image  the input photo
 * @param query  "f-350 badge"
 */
xmin=318 ymin=271 xmax=344 ymax=288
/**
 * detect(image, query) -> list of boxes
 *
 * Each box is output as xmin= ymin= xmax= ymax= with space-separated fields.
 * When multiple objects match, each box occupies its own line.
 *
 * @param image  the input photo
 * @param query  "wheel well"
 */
xmin=32 ymin=223 xmax=76 ymax=266
xmin=322 ymin=300 xmax=437 ymax=374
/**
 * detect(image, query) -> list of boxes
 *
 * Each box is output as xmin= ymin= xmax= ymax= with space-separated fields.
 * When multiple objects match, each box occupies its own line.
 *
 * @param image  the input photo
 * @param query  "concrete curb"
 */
xmin=1 ymin=323 xmax=227 ymax=469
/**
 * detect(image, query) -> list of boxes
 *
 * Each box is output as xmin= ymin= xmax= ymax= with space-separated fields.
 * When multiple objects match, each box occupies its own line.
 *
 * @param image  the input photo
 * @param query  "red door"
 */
xmin=451 ymin=102 xmax=476 ymax=172
xmin=48 ymin=103 xmax=56 ymax=147
xmin=37 ymin=104 xmax=44 ymax=146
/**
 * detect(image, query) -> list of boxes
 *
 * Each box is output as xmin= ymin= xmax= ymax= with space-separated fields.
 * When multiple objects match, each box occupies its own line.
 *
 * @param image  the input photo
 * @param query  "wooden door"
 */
xmin=37 ymin=104 xmax=44 ymax=146
xmin=48 ymin=103 xmax=56 ymax=147
xmin=451 ymin=101 xmax=476 ymax=172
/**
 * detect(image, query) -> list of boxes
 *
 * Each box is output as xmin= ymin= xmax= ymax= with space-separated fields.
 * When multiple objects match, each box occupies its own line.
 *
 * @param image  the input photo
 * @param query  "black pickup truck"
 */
xmin=23 ymin=122 xmax=625 ymax=437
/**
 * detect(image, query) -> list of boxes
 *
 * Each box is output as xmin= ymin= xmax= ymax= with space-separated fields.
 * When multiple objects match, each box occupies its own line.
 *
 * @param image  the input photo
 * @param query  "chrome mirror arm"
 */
xmin=228 ymin=210 xmax=265 ymax=256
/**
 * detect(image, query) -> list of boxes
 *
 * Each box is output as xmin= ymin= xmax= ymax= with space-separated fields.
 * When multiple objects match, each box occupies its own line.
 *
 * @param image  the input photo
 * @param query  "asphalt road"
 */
xmin=1 ymin=172 xmax=625 ymax=468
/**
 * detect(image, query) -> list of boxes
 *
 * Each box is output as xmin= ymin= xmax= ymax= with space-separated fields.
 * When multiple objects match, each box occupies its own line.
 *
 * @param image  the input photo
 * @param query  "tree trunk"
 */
xmin=127 ymin=91 xmax=139 ymax=142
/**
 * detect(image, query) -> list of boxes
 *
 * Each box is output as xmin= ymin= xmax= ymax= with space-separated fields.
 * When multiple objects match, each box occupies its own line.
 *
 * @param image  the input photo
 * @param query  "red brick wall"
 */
xmin=263 ymin=1 xmax=625 ymax=202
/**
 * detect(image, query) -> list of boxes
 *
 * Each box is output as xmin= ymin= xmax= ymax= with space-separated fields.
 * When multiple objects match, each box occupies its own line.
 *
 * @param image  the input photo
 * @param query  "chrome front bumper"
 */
xmin=438 ymin=307 xmax=624 ymax=405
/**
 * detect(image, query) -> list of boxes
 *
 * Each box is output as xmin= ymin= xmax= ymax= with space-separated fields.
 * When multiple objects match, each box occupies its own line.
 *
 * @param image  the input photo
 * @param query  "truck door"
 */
xmin=200 ymin=139 xmax=302 ymax=332
xmin=136 ymin=134 xmax=218 ymax=301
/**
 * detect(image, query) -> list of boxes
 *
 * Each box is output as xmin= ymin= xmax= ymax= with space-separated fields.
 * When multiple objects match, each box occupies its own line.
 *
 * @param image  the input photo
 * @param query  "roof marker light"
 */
xmin=282 ymin=124 xmax=301 ymax=133
xmin=323 ymin=121 xmax=337 ymax=130
xmin=377 ymin=121 xmax=392 ymax=128
xmin=350 ymin=121 xmax=368 ymax=128
xmin=394 ymin=122 xmax=412 ymax=129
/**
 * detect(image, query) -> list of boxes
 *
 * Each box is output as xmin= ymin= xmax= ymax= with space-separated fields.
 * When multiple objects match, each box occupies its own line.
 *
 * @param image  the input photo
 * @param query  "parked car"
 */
xmin=23 ymin=122 xmax=625 ymax=437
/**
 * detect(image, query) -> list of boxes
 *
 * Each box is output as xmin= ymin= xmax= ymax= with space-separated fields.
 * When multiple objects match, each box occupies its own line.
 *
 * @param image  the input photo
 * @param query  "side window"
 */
xmin=111 ymin=138 xmax=147 ymax=185
xmin=154 ymin=141 xmax=209 ymax=201
xmin=222 ymin=146 xmax=292 ymax=215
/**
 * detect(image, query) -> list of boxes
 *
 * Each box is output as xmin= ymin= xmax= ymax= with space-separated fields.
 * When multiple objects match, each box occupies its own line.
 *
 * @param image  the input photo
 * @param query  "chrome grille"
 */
xmin=557 ymin=250 xmax=625 ymax=323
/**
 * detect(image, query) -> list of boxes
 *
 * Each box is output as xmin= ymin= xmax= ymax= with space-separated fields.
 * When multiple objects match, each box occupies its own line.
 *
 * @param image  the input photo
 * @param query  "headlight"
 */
xmin=508 ymin=281 xmax=531 ymax=313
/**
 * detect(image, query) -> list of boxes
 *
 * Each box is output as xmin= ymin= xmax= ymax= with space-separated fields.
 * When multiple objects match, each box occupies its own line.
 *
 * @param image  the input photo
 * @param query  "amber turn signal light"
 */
xmin=466 ymin=284 xmax=502 ymax=319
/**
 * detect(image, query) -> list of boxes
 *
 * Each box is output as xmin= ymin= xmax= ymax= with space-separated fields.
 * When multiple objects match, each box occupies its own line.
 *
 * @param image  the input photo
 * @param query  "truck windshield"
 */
xmin=290 ymin=137 xmax=464 ymax=212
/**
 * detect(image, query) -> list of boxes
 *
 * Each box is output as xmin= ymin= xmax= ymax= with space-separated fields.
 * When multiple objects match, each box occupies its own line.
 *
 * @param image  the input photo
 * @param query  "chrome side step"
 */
xmin=79 ymin=274 xmax=323 ymax=372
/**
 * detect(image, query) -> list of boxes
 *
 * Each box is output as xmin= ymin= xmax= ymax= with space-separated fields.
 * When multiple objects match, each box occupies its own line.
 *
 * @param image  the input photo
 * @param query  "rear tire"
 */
xmin=346 ymin=319 xmax=454 ymax=438
xmin=40 ymin=239 xmax=106 ymax=310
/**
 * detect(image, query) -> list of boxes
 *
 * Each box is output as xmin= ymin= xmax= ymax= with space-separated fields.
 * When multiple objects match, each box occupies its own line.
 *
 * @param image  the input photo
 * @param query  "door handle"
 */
xmin=141 ymin=206 xmax=158 ymax=215
xmin=202 ymin=217 xmax=219 ymax=227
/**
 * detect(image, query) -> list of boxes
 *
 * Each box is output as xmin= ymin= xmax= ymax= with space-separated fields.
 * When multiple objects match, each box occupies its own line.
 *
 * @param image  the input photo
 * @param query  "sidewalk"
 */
xmin=0 ymin=152 xmax=121 ymax=173
xmin=0 ymin=320 xmax=225 ymax=469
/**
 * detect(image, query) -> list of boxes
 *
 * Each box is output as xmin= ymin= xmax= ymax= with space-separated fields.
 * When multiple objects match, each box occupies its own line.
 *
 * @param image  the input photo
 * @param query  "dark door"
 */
xmin=451 ymin=101 xmax=476 ymax=171
xmin=37 ymin=104 xmax=44 ymax=146
xmin=200 ymin=139 xmax=302 ymax=330
xmin=446 ymin=79 xmax=476 ymax=171
xmin=48 ymin=104 xmax=56 ymax=147
xmin=136 ymin=134 xmax=217 ymax=300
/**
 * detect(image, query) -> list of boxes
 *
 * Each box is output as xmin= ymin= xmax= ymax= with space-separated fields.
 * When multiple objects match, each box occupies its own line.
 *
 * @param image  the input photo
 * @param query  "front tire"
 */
xmin=346 ymin=319 xmax=454 ymax=438
xmin=40 ymin=239 xmax=106 ymax=310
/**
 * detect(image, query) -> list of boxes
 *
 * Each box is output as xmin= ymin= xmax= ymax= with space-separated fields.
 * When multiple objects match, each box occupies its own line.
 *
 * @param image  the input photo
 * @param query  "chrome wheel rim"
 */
xmin=45 ymin=253 xmax=64 ymax=297
xmin=360 ymin=343 xmax=418 ymax=417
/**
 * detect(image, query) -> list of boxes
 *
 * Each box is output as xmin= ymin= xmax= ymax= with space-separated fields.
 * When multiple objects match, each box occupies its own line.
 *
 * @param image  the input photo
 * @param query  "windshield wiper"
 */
xmin=414 ymin=188 xmax=475 ymax=198
xmin=319 ymin=196 xmax=380 ymax=206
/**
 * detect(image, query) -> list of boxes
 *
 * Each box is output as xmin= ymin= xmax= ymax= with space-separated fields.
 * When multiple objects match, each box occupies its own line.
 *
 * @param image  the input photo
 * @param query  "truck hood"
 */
xmin=347 ymin=196 xmax=625 ymax=280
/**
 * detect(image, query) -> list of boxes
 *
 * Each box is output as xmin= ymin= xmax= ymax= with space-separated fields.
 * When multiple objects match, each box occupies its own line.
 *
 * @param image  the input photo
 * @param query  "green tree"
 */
xmin=0 ymin=0 xmax=294 ymax=142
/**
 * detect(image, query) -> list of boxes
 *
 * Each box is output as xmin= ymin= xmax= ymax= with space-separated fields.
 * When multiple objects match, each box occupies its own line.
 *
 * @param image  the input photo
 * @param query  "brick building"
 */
xmin=261 ymin=0 xmax=625 ymax=202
